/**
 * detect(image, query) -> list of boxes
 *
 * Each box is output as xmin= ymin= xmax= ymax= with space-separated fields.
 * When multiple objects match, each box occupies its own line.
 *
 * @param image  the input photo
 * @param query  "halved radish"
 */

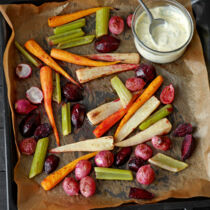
xmin=26 ymin=87 xmax=43 ymax=104
xmin=16 ymin=64 xmax=32 ymax=79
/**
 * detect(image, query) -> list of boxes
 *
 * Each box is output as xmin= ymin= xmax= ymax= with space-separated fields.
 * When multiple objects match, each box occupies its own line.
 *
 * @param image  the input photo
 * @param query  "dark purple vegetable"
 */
xmin=44 ymin=155 xmax=60 ymax=174
xmin=115 ymin=147 xmax=132 ymax=166
xmin=181 ymin=134 xmax=195 ymax=161
xmin=34 ymin=123 xmax=52 ymax=141
xmin=19 ymin=137 xmax=37 ymax=155
xmin=128 ymin=156 xmax=145 ymax=172
xmin=63 ymin=83 xmax=83 ymax=102
xmin=95 ymin=35 xmax=120 ymax=53
xmin=135 ymin=63 xmax=156 ymax=83
xmin=129 ymin=187 xmax=154 ymax=199
xmin=173 ymin=123 xmax=193 ymax=137
xmin=71 ymin=103 xmax=86 ymax=128
xmin=19 ymin=113 xmax=41 ymax=137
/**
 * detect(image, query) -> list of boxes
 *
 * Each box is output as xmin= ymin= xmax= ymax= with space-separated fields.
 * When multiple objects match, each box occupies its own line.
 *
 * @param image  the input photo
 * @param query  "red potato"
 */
xmin=160 ymin=84 xmax=175 ymax=104
xmin=26 ymin=87 xmax=43 ymax=104
xmin=79 ymin=176 xmax=96 ymax=197
xmin=136 ymin=164 xmax=155 ymax=185
xmin=95 ymin=150 xmax=114 ymax=167
xmin=127 ymin=14 xmax=133 ymax=28
xmin=125 ymin=77 xmax=146 ymax=92
xmin=75 ymin=160 xmax=92 ymax=180
xmin=151 ymin=136 xmax=171 ymax=151
xmin=15 ymin=99 xmax=37 ymax=115
xmin=19 ymin=137 xmax=37 ymax=155
xmin=109 ymin=16 xmax=124 ymax=35
xmin=62 ymin=177 xmax=79 ymax=196
xmin=135 ymin=144 xmax=153 ymax=160
xmin=16 ymin=63 xmax=32 ymax=79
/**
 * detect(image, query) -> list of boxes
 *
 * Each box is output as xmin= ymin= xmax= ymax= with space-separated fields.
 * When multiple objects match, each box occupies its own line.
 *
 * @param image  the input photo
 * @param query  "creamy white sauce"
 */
xmin=135 ymin=5 xmax=190 ymax=52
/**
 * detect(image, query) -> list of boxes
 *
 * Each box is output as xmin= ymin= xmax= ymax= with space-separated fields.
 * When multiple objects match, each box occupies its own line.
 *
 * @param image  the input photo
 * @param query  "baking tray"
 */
xmin=1 ymin=0 xmax=210 ymax=209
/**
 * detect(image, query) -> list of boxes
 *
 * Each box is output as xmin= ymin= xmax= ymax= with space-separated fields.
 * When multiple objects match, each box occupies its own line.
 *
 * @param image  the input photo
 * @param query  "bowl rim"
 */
xmin=131 ymin=0 xmax=194 ymax=54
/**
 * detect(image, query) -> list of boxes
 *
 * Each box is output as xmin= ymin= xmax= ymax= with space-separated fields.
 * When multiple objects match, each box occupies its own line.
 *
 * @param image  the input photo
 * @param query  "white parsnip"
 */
xmin=115 ymin=96 xmax=160 ymax=142
xmin=115 ymin=118 xmax=172 ymax=147
xmin=50 ymin=136 xmax=114 ymax=153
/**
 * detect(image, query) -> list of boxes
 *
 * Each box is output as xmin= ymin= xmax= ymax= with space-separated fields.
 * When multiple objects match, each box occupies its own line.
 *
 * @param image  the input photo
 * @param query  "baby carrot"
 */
xmin=40 ymin=66 xmax=60 ymax=146
xmin=48 ymin=7 xmax=109 ymax=27
xmin=114 ymin=75 xmax=163 ymax=138
xmin=24 ymin=39 xmax=80 ymax=87
xmin=50 ymin=48 xmax=120 ymax=67
xmin=41 ymin=152 xmax=97 ymax=191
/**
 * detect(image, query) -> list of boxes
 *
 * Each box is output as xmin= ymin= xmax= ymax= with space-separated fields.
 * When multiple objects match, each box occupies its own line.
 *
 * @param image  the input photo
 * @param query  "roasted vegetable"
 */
xmin=62 ymin=102 xmax=71 ymax=136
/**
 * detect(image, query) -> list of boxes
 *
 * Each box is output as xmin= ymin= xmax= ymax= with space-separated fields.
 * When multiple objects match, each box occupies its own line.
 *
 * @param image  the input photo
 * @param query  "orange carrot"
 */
xmin=25 ymin=40 xmax=80 ymax=87
xmin=40 ymin=66 xmax=60 ymax=146
xmin=93 ymin=93 xmax=140 ymax=138
xmin=41 ymin=152 xmax=97 ymax=190
xmin=50 ymin=48 xmax=120 ymax=67
xmin=114 ymin=75 xmax=164 ymax=138
xmin=48 ymin=7 xmax=108 ymax=27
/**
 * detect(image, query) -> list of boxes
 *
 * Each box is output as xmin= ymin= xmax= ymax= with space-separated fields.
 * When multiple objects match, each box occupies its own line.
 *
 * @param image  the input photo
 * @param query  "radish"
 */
xmin=15 ymin=99 xmax=37 ymax=115
xmin=26 ymin=87 xmax=43 ymax=104
xmin=16 ymin=64 xmax=32 ymax=79
xmin=127 ymin=14 xmax=133 ymax=28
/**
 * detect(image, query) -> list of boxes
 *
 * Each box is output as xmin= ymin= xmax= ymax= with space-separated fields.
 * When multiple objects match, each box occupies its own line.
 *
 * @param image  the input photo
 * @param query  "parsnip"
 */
xmin=115 ymin=118 xmax=172 ymax=147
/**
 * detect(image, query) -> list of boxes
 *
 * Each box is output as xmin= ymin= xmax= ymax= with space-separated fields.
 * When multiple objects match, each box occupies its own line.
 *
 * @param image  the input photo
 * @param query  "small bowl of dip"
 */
xmin=132 ymin=0 xmax=194 ymax=63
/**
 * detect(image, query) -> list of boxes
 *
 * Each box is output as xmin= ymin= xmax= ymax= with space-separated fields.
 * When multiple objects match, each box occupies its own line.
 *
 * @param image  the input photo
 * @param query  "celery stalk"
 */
xmin=94 ymin=167 xmax=133 ymax=180
xmin=96 ymin=7 xmax=110 ymax=38
xmin=48 ymin=29 xmax=85 ymax=45
xmin=139 ymin=104 xmax=173 ymax=130
xmin=57 ymin=35 xmax=95 ymax=49
xmin=111 ymin=76 xmax=132 ymax=108
xmin=62 ymin=102 xmax=71 ymax=136
xmin=53 ymin=18 xmax=86 ymax=34
xmin=148 ymin=153 xmax=188 ymax=172
xmin=53 ymin=72 xmax=61 ymax=104
xmin=29 ymin=137 xmax=49 ymax=178
xmin=15 ymin=41 xmax=42 ymax=68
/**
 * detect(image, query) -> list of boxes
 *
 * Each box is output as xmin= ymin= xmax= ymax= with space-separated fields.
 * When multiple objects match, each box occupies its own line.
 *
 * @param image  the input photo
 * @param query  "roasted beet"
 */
xmin=63 ymin=83 xmax=83 ymax=102
xmin=19 ymin=113 xmax=41 ymax=137
xmin=75 ymin=160 xmax=92 ymax=180
xmin=115 ymin=147 xmax=132 ymax=166
xmin=109 ymin=16 xmax=124 ymax=35
xmin=95 ymin=35 xmax=120 ymax=53
xmin=160 ymin=84 xmax=175 ymax=104
xmin=19 ymin=137 xmax=37 ymax=155
xmin=128 ymin=157 xmax=145 ymax=172
xmin=129 ymin=187 xmax=154 ymax=199
xmin=181 ymin=134 xmax=195 ymax=161
xmin=136 ymin=165 xmax=155 ymax=185
xmin=135 ymin=63 xmax=156 ymax=83
xmin=125 ymin=77 xmax=146 ymax=92
xmin=173 ymin=123 xmax=193 ymax=137
xmin=34 ymin=123 xmax=52 ymax=141
xmin=151 ymin=136 xmax=171 ymax=151
xmin=135 ymin=144 xmax=153 ymax=160
xmin=63 ymin=177 xmax=79 ymax=196
xmin=79 ymin=176 xmax=96 ymax=197
xmin=95 ymin=150 xmax=114 ymax=167
xmin=71 ymin=103 xmax=86 ymax=128
xmin=44 ymin=155 xmax=59 ymax=174
xmin=15 ymin=99 xmax=37 ymax=115
xmin=127 ymin=14 xmax=133 ymax=28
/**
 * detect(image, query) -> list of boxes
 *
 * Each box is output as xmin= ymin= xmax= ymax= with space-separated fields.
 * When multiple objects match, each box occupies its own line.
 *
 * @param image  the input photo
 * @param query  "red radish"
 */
xmin=15 ymin=99 xmax=37 ymax=114
xmin=135 ymin=144 xmax=153 ymax=160
xmin=109 ymin=16 xmax=124 ymax=35
xmin=127 ymin=14 xmax=133 ymax=28
xmin=62 ymin=177 xmax=79 ymax=196
xmin=160 ymin=84 xmax=175 ymax=104
xmin=125 ymin=77 xmax=146 ymax=92
xmin=79 ymin=176 xmax=96 ymax=197
xmin=136 ymin=165 xmax=155 ymax=185
xmin=26 ymin=87 xmax=43 ymax=104
xmin=16 ymin=64 xmax=32 ymax=79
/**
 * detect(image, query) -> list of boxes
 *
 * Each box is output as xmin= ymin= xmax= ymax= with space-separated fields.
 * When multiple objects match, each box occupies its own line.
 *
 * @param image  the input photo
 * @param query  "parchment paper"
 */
xmin=1 ymin=0 xmax=210 ymax=209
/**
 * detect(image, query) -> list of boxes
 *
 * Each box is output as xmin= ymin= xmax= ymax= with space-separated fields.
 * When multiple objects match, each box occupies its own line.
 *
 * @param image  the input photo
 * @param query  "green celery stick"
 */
xmin=57 ymin=35 xmax=95 ymax=49
xmin=94 ymin=167 xmax=133 ymax=180
xmin=62 ymin=102 xmax=71 ymax=136
xmin=48 ymin=29 xmax=85 ymax=45
xmin=111 ymin=76 xmax=132 ymax=108
xmin=139 ymin=104 xmax=173 ymax=130
xmin=15 ymin=41 xmax=42 ymax=68
xmin=96 ymin=7 xmax=110 ymax=38
xmin=148 ymin=153 xmax=188 ymax=172
xmin=53 ymin=18 xmax=86 ymax=34
xmin=29 ymin=137 xmax=49 ymax=178
xmin=53 ymin=72 xmax=61 ymax=104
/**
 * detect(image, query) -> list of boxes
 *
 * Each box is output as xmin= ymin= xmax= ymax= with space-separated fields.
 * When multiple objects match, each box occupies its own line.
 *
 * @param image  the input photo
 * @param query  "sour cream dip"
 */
xmin=132 ymin=1 xmax=194 ymax=63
